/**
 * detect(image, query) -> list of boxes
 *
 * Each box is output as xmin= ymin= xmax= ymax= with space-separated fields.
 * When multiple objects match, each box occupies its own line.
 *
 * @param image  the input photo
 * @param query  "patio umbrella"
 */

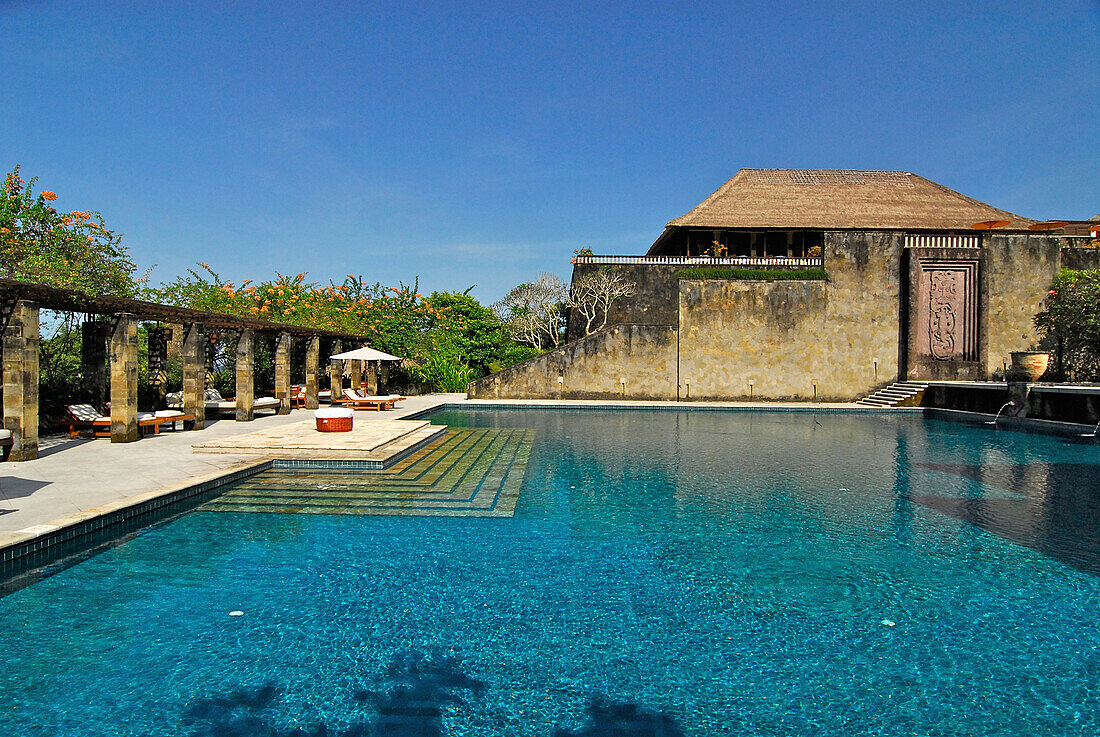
xmin=1027 ymin=220 xmax=1068 ymax=231
xmin=971 ymin=220 xmax=1011 ymax=230
xmin=329 ymin=346 xmax=402 ymax=361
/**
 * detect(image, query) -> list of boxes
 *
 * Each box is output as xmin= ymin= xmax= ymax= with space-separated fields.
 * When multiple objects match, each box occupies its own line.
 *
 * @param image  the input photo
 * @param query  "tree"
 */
xmin=568 ymin=267 xmax=636 ymax=336
xmin=1034 ymin=269 xmax=1100 ymax=380
xmin=493 ymin=273 xmax=567 ymax=349
xmin=0 ymin=165 xmax=141 ymax=296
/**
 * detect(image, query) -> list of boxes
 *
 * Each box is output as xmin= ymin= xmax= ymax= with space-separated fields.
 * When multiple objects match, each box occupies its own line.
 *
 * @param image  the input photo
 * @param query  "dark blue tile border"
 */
xmin=405 ymin=402 xmax=921 ymax=420
xmin=1 ymin=461 xmax=271 ymax=595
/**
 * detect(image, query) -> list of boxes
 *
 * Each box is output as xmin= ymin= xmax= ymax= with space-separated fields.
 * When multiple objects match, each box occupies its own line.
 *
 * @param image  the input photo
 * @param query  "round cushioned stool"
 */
xmin=315 ymin=407 xmax=354 ymax=432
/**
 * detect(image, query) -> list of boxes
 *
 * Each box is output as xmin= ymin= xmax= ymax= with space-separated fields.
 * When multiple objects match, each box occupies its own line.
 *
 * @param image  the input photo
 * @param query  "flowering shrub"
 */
xmin=0 ymin=166 xmax=141 ymax=295
xmin=1034 ymin=269 xmax=1100 ymax=380
xmin=149 ymin=265 xmax=539 ymax=390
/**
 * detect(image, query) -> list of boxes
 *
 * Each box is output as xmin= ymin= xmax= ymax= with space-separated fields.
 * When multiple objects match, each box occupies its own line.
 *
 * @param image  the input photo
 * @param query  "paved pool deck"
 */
xmin=0 ymin=395 xmax=875 ymax=545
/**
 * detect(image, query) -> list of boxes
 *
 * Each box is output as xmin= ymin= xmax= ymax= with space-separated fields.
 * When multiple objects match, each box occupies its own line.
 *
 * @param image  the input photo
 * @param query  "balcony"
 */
xmin=571 ymin=254 xmax=825 ymax=268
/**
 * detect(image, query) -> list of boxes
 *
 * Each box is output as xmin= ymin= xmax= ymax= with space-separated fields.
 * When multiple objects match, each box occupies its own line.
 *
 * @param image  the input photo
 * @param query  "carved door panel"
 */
xmin=907 ymin=250 xmax=981 ymax=379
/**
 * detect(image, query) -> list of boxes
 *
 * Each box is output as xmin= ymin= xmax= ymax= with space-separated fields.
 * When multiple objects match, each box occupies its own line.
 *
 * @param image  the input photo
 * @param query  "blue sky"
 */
xmin=3 ymin=0 xmax=1098 ymax=301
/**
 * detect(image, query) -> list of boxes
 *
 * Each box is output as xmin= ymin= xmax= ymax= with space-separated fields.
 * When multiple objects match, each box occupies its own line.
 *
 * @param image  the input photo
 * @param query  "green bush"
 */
xmin=676 ymin=268 xmax=829 ymax=281
xmin=1035 ymin=269 xmax=1100 ymax=380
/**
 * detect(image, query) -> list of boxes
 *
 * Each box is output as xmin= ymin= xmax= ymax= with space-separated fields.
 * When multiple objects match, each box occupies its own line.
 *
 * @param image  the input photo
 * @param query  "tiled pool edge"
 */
xmin=0 ymin=459 xmax=273 ymax=587
xmin=0 ymin=426 xmax=448 ymax=589
xmin=405 ymin=401 xmax=925 ymax=419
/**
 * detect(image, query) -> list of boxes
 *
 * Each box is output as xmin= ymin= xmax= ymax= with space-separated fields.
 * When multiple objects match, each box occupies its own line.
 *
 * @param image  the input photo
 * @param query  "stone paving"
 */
xmin=0 ymin=393 xmax=465 ymax=539
xmin=191 ymin=417 xmax=443 ymax=459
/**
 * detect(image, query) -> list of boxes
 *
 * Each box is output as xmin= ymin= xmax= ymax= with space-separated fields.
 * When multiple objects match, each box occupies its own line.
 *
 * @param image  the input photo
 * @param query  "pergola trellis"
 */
xmin=0 ymin=277 xmax=369 ymax=461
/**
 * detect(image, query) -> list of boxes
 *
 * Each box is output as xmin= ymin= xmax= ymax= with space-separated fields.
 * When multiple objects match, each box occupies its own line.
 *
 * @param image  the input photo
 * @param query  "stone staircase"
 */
xmin=857 ymin=381 xmax=929 ymax=407
xmin=200 ymin=427 xmax=535 ymax=517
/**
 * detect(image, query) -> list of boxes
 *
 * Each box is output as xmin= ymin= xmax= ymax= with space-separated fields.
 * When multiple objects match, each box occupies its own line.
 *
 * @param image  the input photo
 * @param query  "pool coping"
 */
xmin=0 ymin=458 xmax=273 ymax=588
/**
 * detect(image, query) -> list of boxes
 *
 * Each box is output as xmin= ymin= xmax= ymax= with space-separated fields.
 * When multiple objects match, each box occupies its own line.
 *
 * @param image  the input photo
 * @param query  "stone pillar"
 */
xmin=380 ymin=361 xmax=391 ymax=394
xmin=351 ymin=359 xmax=364 ymax=393
xmin=367 ymin=360 xmax=379 ymax=395
xmin=275 ymin=332 xmax=292 ymax=415
xmin=3 ymin=300 xmax=39 ymax=461
xmin=80 ymin=319 xmax=109 ymax=409
xmin=146 ymin=325 xmax=171 ymax=408
xmin=182 ymin=323 xmax=206 ymax=429
xmin=235 ymin=330 xmax=255 ymax=422
xmin=109 ymin=313 xmax=139 ymax=443
xmin=329 ymin=340 xmax=343 ymax=405
xmin=304 ymin=336 xmax=320 ymax=409
xmin=204 ymin=333 xmax=218 ymax=389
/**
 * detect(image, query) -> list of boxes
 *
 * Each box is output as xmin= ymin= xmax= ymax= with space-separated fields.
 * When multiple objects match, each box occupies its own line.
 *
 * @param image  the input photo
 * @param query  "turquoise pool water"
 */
xmin=1 ymin=409 xmax=1098 ymax=736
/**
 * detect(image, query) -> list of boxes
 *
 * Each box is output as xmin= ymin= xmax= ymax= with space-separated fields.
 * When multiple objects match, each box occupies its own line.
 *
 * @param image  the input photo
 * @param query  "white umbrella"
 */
xmin=329 ymin=346 xmax=402 ymax=361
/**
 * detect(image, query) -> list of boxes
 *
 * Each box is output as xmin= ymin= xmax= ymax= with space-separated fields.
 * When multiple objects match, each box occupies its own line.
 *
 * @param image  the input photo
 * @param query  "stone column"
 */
xmin=275 ymin=332 xmax=292 ymax=415
xmin=146 ymin=325 xmax=171 ymax=408
xmin=182 ymin=323 xmax=206 ymax=429
xmin=3 ymin=300 xmax=39 ymax=461
xmin=379 ymin=361 xmax=391 ymax=394
xmin=80 ymin=319 xmax=109 ymax=409
xmin=235 ymin=330 xmax=255 ymax=422
xmin=329 ymin=340 xmax=343 ymax=405
xmin=109 ymin=313 xmax=139 ymax=443
xmin=351 ymin=359 xmax=364 ymax=393
xmin=367 ymin=360 xmax=379 ymax=395
xmin=304 ymin=336 xmax=320 ymax=409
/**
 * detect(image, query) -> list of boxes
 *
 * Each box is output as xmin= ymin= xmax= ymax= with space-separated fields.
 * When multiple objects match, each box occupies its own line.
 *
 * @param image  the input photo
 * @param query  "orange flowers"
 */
xmin=40 ymin=191 xmax=57 ymax=201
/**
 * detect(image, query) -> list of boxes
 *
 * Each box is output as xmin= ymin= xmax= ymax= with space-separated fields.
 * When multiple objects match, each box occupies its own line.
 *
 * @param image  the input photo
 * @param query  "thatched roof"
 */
xmin=662 ymin=169 xmax=1035 ymax=231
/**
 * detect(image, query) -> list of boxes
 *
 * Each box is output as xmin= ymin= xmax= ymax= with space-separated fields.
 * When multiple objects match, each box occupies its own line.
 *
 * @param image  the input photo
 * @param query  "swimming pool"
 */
xmin=1 ymin=409 xmax=1097 ymax=736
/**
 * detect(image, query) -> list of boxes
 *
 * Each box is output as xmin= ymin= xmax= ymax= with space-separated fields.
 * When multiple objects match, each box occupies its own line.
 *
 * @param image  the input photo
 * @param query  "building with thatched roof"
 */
xmin=471 ymin=169 xmax=1100 ymax=402
xmin=649 ymin=169 xmax=1034 ymax=259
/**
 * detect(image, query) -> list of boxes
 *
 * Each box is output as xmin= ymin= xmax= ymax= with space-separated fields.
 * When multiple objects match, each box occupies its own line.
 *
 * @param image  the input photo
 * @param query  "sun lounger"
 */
xmin=166 ymin=390 xmax=280 ymax=415
xmin=0 ymin=429 xmax=12 ymax=461
xmin=149 ymin=410 xmax=195 ymax=433
xmin=340 ymin=388 xmax=406 ymax=411
xmin=67 ymin=404 xmax=179 ymax=438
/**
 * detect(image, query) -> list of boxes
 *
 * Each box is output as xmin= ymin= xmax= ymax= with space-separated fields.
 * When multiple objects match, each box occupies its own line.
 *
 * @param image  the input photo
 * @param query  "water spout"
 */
xmin=985 ymin=401 xmax=1016 ymax=426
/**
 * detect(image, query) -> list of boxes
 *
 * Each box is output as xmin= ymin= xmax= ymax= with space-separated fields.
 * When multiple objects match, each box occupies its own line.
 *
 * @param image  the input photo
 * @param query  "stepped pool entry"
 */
xmin=1 ymin=408 xmax=1098 ymax=736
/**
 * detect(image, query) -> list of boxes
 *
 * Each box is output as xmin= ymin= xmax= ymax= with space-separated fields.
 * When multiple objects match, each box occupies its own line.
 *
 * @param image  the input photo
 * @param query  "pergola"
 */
xmin=0 ymin=277 xmax=369 ymax=461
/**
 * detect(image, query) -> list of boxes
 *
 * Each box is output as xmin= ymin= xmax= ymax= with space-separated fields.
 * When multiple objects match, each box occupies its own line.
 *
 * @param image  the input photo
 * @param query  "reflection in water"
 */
xmin=912 ymin=462 xmax=1100 ymax=574
xmin=891 ymin=436 xmax=913 ymax=546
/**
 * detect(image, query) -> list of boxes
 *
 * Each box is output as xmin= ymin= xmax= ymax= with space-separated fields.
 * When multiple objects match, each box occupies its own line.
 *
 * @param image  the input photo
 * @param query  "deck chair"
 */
xmin=66 ymin=404 xmax=112 ymax=437
xmin=0 ymin=429 xmax=12 ymax=461
xmin=67 ymin=404 xmax=168 ymax=437
xmin=340 ymin=388 xmax=406 ymax=411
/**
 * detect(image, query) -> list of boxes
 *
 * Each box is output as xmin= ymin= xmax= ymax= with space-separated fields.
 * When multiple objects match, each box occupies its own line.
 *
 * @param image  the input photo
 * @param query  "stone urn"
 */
xmin=1007 ymin=351 xmax=1050 ymax=382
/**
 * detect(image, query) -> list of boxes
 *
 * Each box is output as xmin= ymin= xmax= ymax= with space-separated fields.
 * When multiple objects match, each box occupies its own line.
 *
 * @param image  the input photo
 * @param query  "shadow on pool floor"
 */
xmin=182 ymin=649 xmax=686 ymax=737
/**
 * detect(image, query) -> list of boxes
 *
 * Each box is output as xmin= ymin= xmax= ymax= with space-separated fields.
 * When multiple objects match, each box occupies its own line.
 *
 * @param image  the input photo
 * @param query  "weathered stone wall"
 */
xmin=468 ymin=324 xmax=678 ymax=399
xmin=678 ymin=232 xmax=903 ymax=400
xmin=481 ymin=231 xmax=1080 ymax=402
xmin=983 ymin=234 xmax=1062 ymax=375
xmin=566 ymin=263 xmax=681 ymax=340
xmin=1060 ymin=246 xmax=1100 ymax=271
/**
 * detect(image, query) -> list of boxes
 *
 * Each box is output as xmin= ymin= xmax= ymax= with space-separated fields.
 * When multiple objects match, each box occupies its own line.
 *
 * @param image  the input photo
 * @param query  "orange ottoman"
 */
xmin=315 ymin=407 xmax=353 ymax=432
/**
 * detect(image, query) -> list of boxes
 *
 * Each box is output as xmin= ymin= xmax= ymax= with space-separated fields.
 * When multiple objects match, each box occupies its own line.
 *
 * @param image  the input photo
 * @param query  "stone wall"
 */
xmin=468 ymin=324 xmax=678 ymax=399
xmin=566 ymin=263 xmax=681 ymax=340
xmin=678 ymin=231 xmax=903 ymax=400
xmin=1060 ymin=246 xmax=1100 ymax=271
xmin=983 ymin=234 xmax=1062 ymax=375
xmin=480 ymin=231 xmax=1079 ymax=402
